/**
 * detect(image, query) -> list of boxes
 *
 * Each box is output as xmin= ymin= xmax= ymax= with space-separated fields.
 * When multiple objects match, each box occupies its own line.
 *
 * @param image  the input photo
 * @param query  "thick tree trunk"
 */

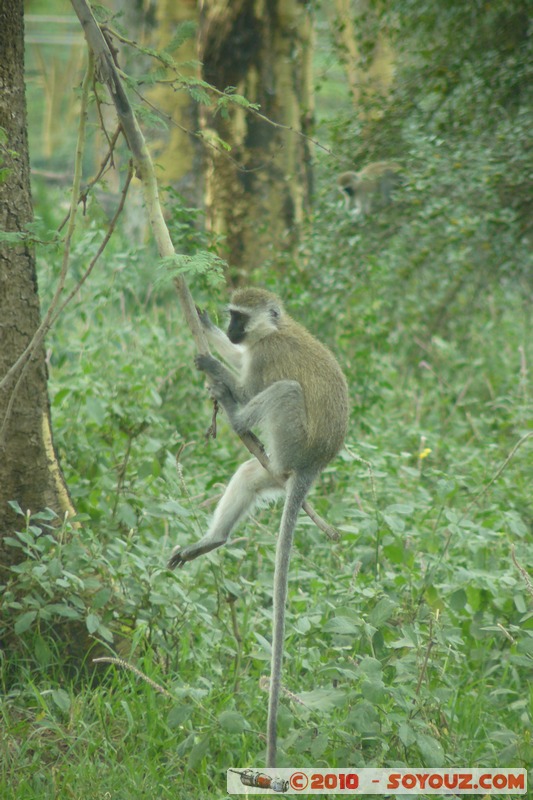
xmin=0 ymin=0 xmax=74 ymax=558
xmin=199 ymin=0 xmax=314 ymax=281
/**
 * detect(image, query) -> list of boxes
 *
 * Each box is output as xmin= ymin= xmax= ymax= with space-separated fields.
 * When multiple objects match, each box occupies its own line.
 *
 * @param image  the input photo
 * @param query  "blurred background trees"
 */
xmin=198 ymin=0 xmax=314 ymax=281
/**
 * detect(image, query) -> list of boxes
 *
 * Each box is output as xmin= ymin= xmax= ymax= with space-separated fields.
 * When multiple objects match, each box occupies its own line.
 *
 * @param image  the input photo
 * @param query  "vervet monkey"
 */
xmin=337 ymin=161 xmax=402 ymax=217
xmin=168 ymin=288 xmax=349 ymax=767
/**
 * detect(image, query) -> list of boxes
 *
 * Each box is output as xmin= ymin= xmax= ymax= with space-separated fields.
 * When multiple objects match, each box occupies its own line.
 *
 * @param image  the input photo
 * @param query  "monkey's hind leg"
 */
xmin=168 ymin=459 xmax=282 ymax=569
xmin=236 ymin=381 xmax=308 ymax=473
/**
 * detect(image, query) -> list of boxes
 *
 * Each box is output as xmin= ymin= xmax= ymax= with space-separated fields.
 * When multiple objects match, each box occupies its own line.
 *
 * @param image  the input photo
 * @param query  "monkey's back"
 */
xmin=245 ymin=318 xmax=349 ymax=470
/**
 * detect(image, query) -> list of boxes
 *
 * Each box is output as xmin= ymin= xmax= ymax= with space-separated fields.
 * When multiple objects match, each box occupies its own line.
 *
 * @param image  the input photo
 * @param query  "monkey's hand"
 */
xmin=196 ymin=306 xmax=215 ymax=332
xmin=195 ymin=353 xmax=228 ymax=384
xmin=195 ymin=354 xmax=240 ymax=411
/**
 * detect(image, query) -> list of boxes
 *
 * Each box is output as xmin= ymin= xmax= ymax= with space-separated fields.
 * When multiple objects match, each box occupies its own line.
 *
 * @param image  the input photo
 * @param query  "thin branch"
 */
xmin=50 ymin=162 xmax=133 ymax=329
xmin=57 ymin=124 xmax=122 ymax=234
xmin=71 ymin=0 xmax=208 ymax=353
xmin=103 ymin=22 xmax=336 ymax=158
xmin=70 ymin=0 xmax=340 ymax=543
xmin=133 ymin=85 xmax=285 ymax=176
xmin=460 ymin=432 xmax=533 ymax=521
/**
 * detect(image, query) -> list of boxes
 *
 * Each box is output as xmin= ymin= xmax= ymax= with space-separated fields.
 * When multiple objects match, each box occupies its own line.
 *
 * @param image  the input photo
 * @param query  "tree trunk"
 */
xmin=147 ymin=0 xmax=203 ymax=206
xmin=0 ymin=0 xmax=74 ymax=559
xmin=199 ymin=0 xmax=314 ymax=282
xmin=331 ymin=0 xmax=394 ymax=112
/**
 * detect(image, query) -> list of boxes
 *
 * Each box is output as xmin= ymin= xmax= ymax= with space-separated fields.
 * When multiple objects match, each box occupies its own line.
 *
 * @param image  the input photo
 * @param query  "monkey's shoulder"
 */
xmin=258 ymin=322 xmax=330 ymax=359
xmin=247 ymin=323 xmax=345 ymax=388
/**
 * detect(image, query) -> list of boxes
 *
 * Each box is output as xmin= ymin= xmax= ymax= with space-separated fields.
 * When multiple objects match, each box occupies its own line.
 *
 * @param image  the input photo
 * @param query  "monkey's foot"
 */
xmin=167 ymin=546 xmax=188 ymax=570
xmin=167 ymin=538 xmax=224 ymax=570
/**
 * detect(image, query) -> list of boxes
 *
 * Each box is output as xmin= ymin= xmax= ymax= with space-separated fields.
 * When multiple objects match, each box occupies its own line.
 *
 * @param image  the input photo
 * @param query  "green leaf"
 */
xmin=96 ymin=623 xmax=114 ymax=643
xmin=45 ymin=603 xmax=81 ymax=619
xmin=398 ymin=722 xmax=417 ymax=747
xmin=85 ymin=397 xmax=106 ymax=426
xmin=47 ymin=558 xmax=62 ymax=579
xmin=187 ymin=735 xmax=211 ymax=769
xmin=416 ymin=732 xmax=445 ymax=767
xmin=14 ymin=610 xmax=37 ymax=634
xmin=218 ymin=710 xmax=247 ymax=733
xmin=33 ymin=637 xmax=52 ymax=668
xmin=383 ymin=513 xmax=405 ymax=533
xmin=448 ymin=588 xmax=467 ymax=611
xmin=358 ymin=657 xmax=382 ymax=677
xmin=323 ymin=616 xmax=360 ymax=635
xmin=346 ymin=700 xmax=379 ymax=733
xmin=51 ymin=689 xmax=71 ymax=713
xmin=368 ymin=597 xmax=397 ymax=627
xmin=86 ymin=613 xmax=100 ymax=634
xmin=91 ymin=587 xmax=112 ymax=609
xmin=156 ymin=252 xmax=226 ymax=287
xmin=167 ymin=705 xmax=193 ymax=728
xmin=188 ymin=86 xmax=211 ymax=105
xmin=361 ymin=679 xmax=387 ymax=704
xmin=297 ymin=689 xmax=345 ymax=712
xmin=310 ymin=732 xmax=329 ymax=759
xmin=163 ymin=20 xmax=197 ymax=54
xmin=385 ymin=503 xmax=414 ymax=515
xmin=294 ymin=616 xmax=312 ymax=634
xmin=0 ymin=230 xmax=26 ymax=243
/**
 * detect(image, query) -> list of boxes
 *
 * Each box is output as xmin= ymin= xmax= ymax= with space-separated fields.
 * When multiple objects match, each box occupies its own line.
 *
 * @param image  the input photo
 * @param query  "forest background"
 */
xmin=0 ymin=1 xmax=532 ymax=798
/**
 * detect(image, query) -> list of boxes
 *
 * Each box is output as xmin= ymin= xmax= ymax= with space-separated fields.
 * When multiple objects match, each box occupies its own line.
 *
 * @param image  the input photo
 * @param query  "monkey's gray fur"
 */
xmin=168 ymin=288 xmax=349 ymax=767
xmin=338 ymin=160 xmax=402 ymax=217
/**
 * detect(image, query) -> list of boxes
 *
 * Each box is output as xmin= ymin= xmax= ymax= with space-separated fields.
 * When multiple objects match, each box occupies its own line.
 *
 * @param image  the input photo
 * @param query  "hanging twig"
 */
xmin=57 ymin=124 xmax=122 ymax=234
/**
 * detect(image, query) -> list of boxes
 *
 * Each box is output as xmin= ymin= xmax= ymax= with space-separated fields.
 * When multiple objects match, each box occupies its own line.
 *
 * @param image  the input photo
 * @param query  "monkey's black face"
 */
xmin=228 ymin=310 xmax=249 ymax=344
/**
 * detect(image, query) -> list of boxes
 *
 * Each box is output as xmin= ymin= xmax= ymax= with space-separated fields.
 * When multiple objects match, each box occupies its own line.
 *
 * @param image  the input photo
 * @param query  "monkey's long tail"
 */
xmin=266 ymin=469 xmax=317 ymax=769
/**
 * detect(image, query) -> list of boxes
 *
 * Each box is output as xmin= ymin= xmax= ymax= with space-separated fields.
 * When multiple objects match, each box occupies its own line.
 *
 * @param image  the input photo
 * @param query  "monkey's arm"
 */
xmin=198 ymin=309 xmax=244 ymax=370
xmin=195 ymin=353 xmax=247 ymax=428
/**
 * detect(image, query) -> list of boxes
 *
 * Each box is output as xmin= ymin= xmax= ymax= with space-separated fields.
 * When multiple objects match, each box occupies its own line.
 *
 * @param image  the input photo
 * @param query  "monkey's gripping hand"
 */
xmin=196 ymin=306 xmax=215 ymax=332
xmin=195 ymin=354 xmax=241 ymax=413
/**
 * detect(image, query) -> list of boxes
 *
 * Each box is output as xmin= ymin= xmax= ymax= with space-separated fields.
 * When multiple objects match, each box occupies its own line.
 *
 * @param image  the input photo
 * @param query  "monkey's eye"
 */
xmin=230 ymin=311 xmax=248 ymax=325
xmin=228 ymin=310 xmax=249 ymax=344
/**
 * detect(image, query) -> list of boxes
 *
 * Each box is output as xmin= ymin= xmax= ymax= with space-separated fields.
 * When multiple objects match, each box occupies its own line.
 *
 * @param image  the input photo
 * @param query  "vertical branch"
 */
xmin=70 ymin=0 xmax=208 ymax=354
xmin=69 ymin=0 xmax=339 ymax=541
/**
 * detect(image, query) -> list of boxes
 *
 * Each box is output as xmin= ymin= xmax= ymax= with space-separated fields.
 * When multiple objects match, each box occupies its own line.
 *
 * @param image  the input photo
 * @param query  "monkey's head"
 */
xmin=337 ymin=171 xmax=360 ymax=206
xmin=228 ymin=288 xmax=283 ymax=345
